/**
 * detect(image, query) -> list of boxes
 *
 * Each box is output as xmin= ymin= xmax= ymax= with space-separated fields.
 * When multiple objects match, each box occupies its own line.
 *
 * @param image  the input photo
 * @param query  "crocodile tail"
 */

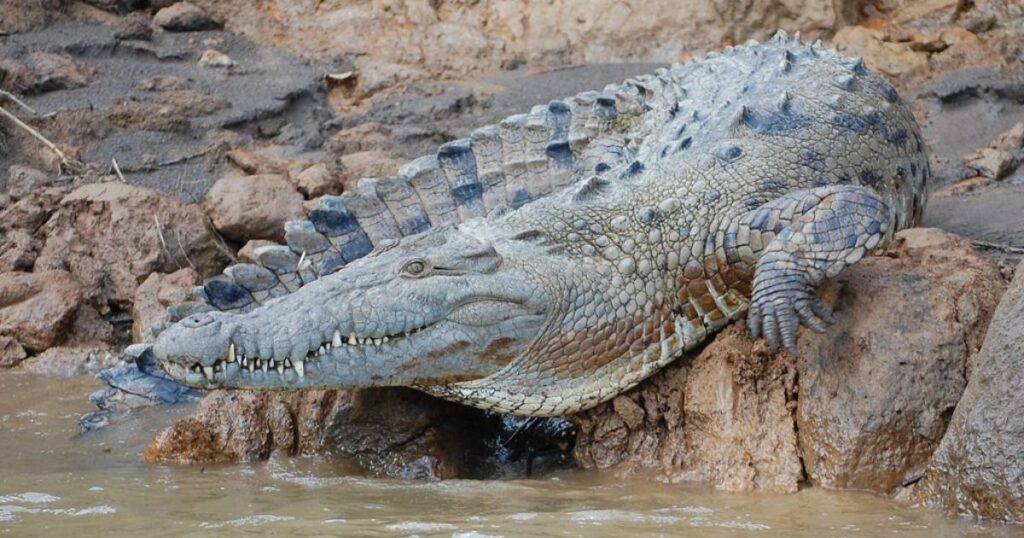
xmin=192 ymin=71 xmax=681 ymax=313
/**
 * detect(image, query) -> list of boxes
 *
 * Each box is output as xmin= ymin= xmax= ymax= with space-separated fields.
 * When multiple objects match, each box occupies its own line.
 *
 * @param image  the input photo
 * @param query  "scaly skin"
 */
xmin=154 ymin=33 xmax=929 ymax=416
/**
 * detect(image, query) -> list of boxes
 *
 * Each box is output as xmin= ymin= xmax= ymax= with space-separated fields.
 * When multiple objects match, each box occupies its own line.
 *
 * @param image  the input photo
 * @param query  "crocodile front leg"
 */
xmin=745 ymin=185 xmax=896 ymax=354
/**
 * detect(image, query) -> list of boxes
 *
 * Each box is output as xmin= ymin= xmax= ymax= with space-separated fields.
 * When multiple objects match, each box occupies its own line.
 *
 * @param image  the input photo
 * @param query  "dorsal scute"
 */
xmin=191 ymin=35 xmax=850 ymax=313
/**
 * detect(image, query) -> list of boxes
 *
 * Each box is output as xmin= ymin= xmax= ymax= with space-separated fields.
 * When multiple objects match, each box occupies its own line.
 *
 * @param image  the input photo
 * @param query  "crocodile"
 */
xmin=153 ymin=32 xmax=929 ymax=417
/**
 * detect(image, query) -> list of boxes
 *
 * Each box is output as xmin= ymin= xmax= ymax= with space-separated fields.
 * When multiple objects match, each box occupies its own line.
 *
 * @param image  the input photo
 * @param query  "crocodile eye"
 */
xmin=401 ymin=259 xmax=429 ymax=277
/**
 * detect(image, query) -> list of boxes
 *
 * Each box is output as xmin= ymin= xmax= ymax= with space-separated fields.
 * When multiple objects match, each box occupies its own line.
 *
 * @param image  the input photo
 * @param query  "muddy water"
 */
xmin=0 ymin=372 xmax=1013 ymax=538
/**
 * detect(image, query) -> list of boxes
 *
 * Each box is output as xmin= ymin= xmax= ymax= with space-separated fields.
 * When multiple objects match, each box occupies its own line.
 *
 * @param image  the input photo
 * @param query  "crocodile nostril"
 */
xmin=182 ymin=313 xmax=216 ymax=329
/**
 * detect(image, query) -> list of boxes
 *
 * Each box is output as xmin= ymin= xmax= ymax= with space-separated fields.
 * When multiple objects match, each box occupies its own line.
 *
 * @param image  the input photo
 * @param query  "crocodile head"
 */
xmin=153 ymin=225 xmax=551 ymax=390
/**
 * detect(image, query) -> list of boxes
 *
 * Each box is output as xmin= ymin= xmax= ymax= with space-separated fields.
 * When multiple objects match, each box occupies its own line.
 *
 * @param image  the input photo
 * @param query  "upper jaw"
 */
xmin=161 ymin=322 xmax=435 ymax=388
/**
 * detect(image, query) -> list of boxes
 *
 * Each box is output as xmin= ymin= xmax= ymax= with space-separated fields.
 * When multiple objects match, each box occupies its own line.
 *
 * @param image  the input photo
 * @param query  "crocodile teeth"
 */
xmin=276 ymin=363 xmax=285 ymax=376
xmin=333 ymin=330 xmax=343 ymax=347
xmin=294 ymin=360 xmax=304 ymax=377
xmin=318 ymin=345 xmax=326 ymax=356
xmin=348 ymin=333 xmax=357 ymax=345
xmin=284 ymin=359 xmax=292 ymax=368
xmin=203 ymin=366 xmax=214 ymax=379
xmin=382 ymin=336 xmax=389 ymax=343
xmin=227 ymin=344 xmax=236 ymax=362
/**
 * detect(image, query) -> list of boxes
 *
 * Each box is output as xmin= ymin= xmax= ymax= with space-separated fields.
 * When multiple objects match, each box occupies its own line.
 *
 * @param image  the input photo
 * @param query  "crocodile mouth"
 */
xmin=168 ymin=324 xmax=435 ymax=384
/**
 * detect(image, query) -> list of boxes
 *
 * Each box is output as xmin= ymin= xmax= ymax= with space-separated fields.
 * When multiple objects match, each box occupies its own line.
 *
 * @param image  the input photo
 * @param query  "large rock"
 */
xmin=35 ymin=183 xmax=230 ymax=312
xmin=146 ymin=388 xmax=496 ymax=479
xmin=915 ymin=260 xmax=1024 ymax=522
xmin=203 ymin=174 xmax=305 ymax=242
xmin=796 ymin=228 xmax=1004 ymax=494
xmin=572 ymin=229 xmax=1004 ymax=494
xmin=0 ymin=270 xmax=83 ymax=353
xmin=573 ymin=324 xmax=803 ymax=493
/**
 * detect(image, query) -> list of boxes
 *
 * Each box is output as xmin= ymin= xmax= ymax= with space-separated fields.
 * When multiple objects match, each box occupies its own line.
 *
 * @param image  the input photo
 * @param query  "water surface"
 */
xmin=0 ymin=372 xmax=1012 ymax=537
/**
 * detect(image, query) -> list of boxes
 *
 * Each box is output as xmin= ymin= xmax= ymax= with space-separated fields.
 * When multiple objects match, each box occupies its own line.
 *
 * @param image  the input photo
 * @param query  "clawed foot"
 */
xmin=747 ymin=284 xmax=834 ymax=355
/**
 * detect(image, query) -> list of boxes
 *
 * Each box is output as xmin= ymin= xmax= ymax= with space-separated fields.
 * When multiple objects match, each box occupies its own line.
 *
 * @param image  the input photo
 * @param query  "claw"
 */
xmin=748 ymin=305 xmax=763 ymax=339
xmin=810 ymin=298 xmax=835 ymax=325
xmin=762 ymin=304 xmax=780 ymax=351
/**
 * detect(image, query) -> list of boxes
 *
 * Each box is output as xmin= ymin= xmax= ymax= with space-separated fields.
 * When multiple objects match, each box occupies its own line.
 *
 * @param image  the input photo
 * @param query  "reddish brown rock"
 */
xmin=35 ymin=182 xmax=230 ymax=312
xmin=0 ymin=336 xmax=27 ymax=369
xmin=572 ymin=323 xmax=803 ymax=493
xmin=237 ymin=239 xmax=277 ymax=264
xmin=152 ymin=2 xmax=218 ymax=32
xmin=202 ymin=174 xmax=305 ymax=242
xmin=340 ymin=151 xmax=406 ymax=187
xmin=66 ymin=303 xmax=116 ymax=345
xmin=796 ymin=228 xmax=1004 ymax=494
xmin=915 ymin=260 xmax=1024 ymax=522
xmin=0 ymin=270 xmax=83 ymax=352
xmin=292 ymin=163 xmax=344 ymax=198
xmin=25 ymin=52 xmax=92 ymax=93
xmin=146 ymin=388 xmax=495 ymax=479
xmin=0 ymin=229 xmax=38 ymax=272
xmin=0 ymin=59 xmax=38 ymax=94
xmin=132 ymin=268 xmax=202 ymax=343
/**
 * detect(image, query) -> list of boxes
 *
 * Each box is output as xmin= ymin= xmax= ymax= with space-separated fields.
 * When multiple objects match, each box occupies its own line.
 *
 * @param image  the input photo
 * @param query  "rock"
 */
xmin=66 ymin=304 xmax=116 ymax=345
xmin=0 ymin=270 xmax=83 ymax=352
xmin=915 ymin=259 xmax=1024 ymax=522
xmin=25 ymin=52 xmax=92 ymax=93
xmin=35 ymin=183 xmax=230 ymax=312
xmin=114 ymin=12 xmax=153 ymax=40
xmin=0 ymin=336 xmax=27 ymax=369
xmin=224 ymin=149 xmax=284 ymax=176
xmin=152 ymin=2 xmax=218 ymax=32
xmin=292 ymin=163 xmax=343 ymax=198
xmin=237 ymin=239 xmax=277 ymax=264
xmin=961 ymin=121 xmax=1024 ymax=180
xmin=0 ymin=229 xmax=38 ymax=272
xmin=339 ymin=150 xmax=406 ymax=187
xmin=572 ymin=229 xmax=1005 ymax=495
xmin=21 ymin=345 xmax=118 ymax=377
xmin=79 ymin=0 xmax=148 ymax=13
xmin=203 ymin=174 xmax=305 ymax=242
xmin=572 ymin=323 xmax=803 ymax=493
xmin=796 ymin=228 xmax=1004 ymax=494
xmin=0 ymin=188 xmax=64 ymax=233
xmin=832 ymin=26 xmax=928 ymax=84
xmin=6 ymin=165 xmax=62 ymax=200
xmin=326 ymin=122 xmax=393 ymax=156
xmin=198 ymin=49 xmax=234 ymax=69
xmin=135 ymin=75 xmax=188 ymax=92
xmin=933 ymin=176 xmax=994 ymax=197
xmin=0 ymin=59 xmax=38 ymax=94
xmin=132 ymin=268 xmax=202 ymax=344
xmin=145 ymin=388 xmax=495 ymax=479
xmin=964 ymin=148 xmax=1016 ymax=180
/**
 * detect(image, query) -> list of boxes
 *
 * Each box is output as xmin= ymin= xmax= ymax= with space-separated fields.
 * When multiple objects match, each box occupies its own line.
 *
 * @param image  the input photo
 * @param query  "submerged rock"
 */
xmin=572 ymin=229 xmax=1005 ymax=494
xmin=915 ymin=259 xmax=1024 ymax=523
xmin=147 ymin=387 xmax=503 ymax=479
